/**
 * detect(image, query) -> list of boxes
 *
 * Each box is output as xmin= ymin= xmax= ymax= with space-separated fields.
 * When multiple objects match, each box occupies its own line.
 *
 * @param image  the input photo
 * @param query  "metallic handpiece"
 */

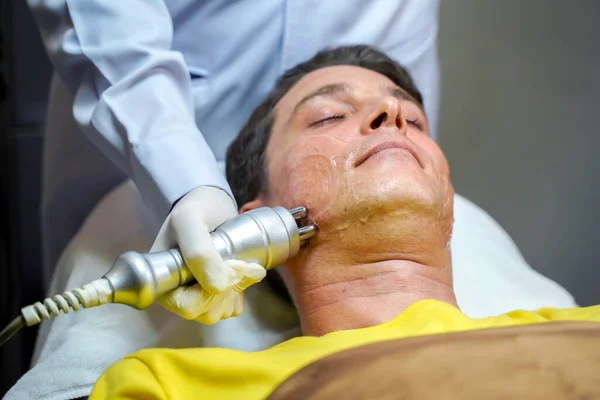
xmin=103 ymin=206 xmax=318 ymax=309
xmin=6 ymin=206 xmax=318 ymax=338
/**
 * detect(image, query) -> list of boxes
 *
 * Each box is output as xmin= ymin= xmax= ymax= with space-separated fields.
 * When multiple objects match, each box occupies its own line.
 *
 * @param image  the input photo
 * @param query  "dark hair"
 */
xmin=226 ymin=45 xmax=423 ymax=207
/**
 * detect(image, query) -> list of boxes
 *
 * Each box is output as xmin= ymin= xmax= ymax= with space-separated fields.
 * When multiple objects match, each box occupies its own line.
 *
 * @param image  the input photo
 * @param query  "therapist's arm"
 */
xmin=27 ymin=0 xmax=231 ymax=218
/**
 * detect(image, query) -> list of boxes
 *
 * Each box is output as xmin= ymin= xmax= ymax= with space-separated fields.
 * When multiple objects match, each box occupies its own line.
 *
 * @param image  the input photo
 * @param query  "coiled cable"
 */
xmin=0 ymin=278 xmax=114 ymax=346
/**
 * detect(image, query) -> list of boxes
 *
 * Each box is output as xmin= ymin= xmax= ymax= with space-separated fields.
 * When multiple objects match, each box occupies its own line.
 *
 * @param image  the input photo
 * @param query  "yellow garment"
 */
xmin=90 ymin=300 xmax=600 ymax=400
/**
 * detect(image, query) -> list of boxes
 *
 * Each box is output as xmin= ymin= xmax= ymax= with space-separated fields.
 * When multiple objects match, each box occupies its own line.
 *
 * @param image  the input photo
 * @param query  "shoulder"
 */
xmin=90 ymin=353 xmax=169 ymax=399
xmin=91 ymin=347 xmax=244 ymax=399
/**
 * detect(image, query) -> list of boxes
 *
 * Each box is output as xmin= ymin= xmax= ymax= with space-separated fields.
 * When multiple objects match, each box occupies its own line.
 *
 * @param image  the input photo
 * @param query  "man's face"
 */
xmin=262 ymin=65 xmax=454 ymax=238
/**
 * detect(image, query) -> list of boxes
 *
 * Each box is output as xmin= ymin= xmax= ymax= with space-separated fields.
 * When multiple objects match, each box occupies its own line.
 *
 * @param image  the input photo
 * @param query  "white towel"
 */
xmin=4 ymin=181 xmax=576 ymax=400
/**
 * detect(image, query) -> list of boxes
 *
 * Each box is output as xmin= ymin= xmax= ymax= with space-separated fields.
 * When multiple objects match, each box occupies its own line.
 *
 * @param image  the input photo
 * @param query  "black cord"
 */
xmin=0 ymin=316 xmax=24 ymax=346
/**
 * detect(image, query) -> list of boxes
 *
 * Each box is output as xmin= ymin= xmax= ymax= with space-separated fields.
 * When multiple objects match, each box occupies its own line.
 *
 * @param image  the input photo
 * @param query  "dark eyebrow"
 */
xmin=383 ymin=86 xmax=423 ymax=109
xmin=291 ymin=83 xmax=353 ymax=116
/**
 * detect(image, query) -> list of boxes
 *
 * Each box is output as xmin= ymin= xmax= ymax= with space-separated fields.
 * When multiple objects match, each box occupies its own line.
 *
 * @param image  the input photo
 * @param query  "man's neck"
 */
xmin=282 ymin=242 xmax=457 ymax=336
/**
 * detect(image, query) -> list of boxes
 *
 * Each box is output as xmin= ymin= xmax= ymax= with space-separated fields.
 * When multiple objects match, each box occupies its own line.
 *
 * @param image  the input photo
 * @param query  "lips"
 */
xmin=354 ymin=141 xmax=422 ymax=168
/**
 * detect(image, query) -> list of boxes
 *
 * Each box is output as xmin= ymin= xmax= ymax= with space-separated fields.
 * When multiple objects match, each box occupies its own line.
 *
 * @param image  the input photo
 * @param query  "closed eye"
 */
xmin=309 ymin=114 xmax=345 ymax=127
xmin=406 ymin=118 xmax=423 ymax=130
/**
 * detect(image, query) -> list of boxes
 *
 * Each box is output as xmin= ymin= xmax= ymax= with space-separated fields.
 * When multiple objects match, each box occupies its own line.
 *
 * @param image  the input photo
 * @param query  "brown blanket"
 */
xmin=269 ymin=321 xmax=600 ymax=399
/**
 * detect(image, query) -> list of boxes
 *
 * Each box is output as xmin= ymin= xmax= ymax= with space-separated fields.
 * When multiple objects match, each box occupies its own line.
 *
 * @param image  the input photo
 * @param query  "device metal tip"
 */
xmin=289 ymin=206 xmax=308 ymax=220
xmin=299 ymin=224 xmax=319 ymax=242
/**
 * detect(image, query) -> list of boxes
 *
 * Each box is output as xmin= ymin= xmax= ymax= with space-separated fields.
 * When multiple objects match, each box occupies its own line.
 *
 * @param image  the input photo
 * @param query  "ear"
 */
xmin=240 ymin=198 xmax=266 ymax=214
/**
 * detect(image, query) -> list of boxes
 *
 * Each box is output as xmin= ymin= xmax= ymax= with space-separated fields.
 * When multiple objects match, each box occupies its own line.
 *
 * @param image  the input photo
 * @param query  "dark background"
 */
xmin=1 ymin=0 xmax=52 ymax=395
xmin=438 ymin=0 xmax=600 ymax=307
xmin=1 ymin=0 xmax=599 ymax=396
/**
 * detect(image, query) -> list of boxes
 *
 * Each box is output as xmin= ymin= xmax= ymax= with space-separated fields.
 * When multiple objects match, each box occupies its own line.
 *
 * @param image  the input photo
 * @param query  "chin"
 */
xmin=358 ymin=149 xmax=425 ymax=173
xmin=363 ymin=174 xmax=438 ymax=207
xmin=310 ymin=178 xmax=439 ymax=231
xmin=291 ymin=164 xmax=452 ymax=236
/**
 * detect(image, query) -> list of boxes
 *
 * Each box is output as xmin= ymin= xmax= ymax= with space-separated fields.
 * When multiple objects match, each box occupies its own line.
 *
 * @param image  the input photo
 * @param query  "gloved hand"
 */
xmin=150 ymin=186 xmax=266 ymax=324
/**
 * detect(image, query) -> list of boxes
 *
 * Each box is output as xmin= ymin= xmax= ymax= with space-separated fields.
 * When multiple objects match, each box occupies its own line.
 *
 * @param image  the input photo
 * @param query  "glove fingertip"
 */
xmin=232 ymin=293 xmax=244 ymax=316
xmin=192 ymin=262 xmax=231 ymax=294
xmin=195 ymin=314 xmax=219 ymax=325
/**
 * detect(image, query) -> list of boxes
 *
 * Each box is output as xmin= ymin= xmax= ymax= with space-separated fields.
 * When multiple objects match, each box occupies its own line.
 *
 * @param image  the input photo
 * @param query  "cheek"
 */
xmin=420 ymin=140 xmax=454 ymax=229
xmin=431 ymin=146 xmax=452 ymax=195
xmin=409 ymin=134 xmax=453 ymax=191
xmin=267 ymin=137 xmax=348 ymax=215
xmin=411 ymin=136 xmax=450 ymax=180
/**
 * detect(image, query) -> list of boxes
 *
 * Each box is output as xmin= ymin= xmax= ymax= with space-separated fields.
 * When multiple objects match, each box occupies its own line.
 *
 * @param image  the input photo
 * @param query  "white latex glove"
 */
xmin=159 ymin=259 xmax=266 ymax=324
xmin=150 ymin=186 xmax=266 ymax=323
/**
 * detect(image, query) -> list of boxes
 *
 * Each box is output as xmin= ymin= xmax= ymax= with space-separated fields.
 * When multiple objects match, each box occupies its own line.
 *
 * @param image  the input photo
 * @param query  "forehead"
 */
xmin=275 ymin=65 xmax=400 ymax=114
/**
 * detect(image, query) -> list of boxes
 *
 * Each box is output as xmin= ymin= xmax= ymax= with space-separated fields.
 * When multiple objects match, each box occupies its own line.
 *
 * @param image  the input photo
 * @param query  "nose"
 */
xmin=360 ymin=96 xmax=406 ymax=135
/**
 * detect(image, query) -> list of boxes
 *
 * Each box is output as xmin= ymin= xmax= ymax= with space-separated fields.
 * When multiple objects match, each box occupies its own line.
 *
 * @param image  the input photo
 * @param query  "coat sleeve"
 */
xmin=28 ymin=0 xmax=233 ymax=218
